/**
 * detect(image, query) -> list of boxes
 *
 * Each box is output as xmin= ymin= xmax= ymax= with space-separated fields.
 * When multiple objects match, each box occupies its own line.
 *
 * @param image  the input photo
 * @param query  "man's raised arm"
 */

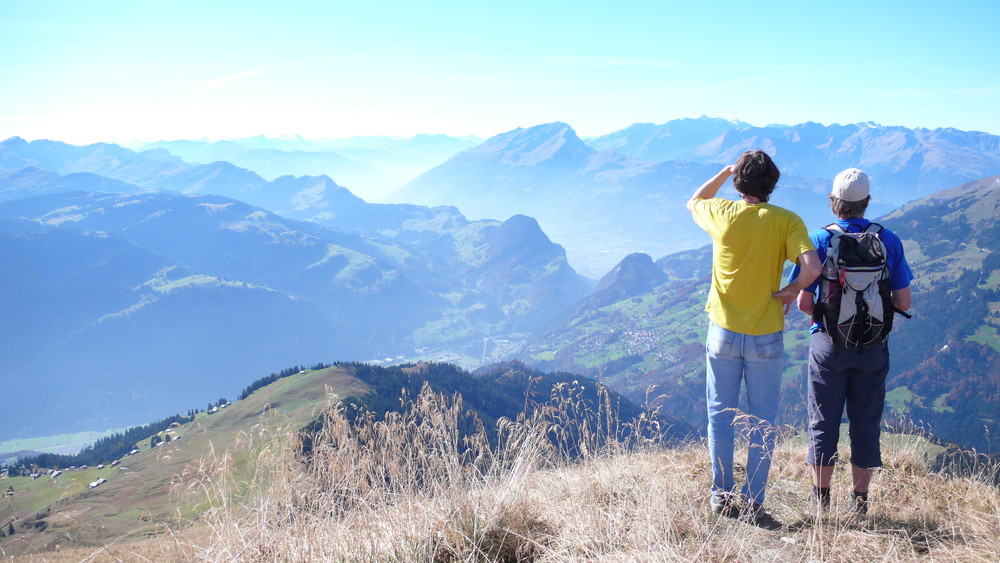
xmin=687 ymin=165 xmax=736 ymax=212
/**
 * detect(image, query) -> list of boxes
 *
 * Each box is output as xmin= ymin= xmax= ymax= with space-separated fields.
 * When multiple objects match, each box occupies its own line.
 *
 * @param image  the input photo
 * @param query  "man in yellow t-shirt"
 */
xmin=686 ymin=150 xmax=820 ymax=524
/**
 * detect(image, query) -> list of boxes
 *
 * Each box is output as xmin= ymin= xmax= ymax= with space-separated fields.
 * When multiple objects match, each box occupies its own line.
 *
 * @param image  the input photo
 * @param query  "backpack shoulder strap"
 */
xmin=857 ymin=222 xmax=890 ymax=275
xmin=824 ymin=223 xmax=844 ymax=242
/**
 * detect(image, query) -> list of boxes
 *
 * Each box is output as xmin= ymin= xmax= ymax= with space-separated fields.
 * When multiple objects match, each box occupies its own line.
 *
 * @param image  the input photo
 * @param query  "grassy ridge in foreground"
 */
xmin=21 ymin=385 xmax=1000 ymax=562
xmin=4 ymin=364 xmax=997 ymax=561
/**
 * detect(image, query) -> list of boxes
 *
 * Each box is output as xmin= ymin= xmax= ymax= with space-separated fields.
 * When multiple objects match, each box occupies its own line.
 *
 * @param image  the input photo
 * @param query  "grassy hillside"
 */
xmin=0 ymin=366 xmax=371 ymax=557
xmin=13 ymin=385 xmax=997 ymax=562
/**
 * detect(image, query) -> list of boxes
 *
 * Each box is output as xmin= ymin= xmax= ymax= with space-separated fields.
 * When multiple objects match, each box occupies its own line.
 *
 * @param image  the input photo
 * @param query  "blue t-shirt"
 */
xmin=788 ymin=218 xmax=914 ymax=332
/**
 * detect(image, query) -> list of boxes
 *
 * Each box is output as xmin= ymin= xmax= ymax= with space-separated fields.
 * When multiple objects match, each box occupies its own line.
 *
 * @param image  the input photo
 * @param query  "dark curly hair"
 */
xmin=732 ymin=150 xmax=780 ymax=202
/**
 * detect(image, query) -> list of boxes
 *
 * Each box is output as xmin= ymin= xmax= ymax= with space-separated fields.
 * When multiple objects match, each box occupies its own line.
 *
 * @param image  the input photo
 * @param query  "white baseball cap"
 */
xmin=832 ymin=168 xmax=870 ymax=202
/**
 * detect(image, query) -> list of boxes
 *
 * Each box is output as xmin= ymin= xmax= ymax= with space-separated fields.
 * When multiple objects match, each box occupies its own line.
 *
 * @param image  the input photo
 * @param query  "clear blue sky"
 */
xmin=2 ymin=0 xmax=998 ymax=144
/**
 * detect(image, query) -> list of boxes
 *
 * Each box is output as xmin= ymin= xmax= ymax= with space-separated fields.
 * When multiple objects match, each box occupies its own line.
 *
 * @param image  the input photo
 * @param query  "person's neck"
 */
xmin=741 ymin=194 xmax=762 ymax=204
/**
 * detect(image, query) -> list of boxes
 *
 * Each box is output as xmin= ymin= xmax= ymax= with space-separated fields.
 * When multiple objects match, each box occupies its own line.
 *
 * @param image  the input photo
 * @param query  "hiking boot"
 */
xmin=710 ymin=492 xmax=740 ymax=518
xmin=852 ymin=490 xmax=869 ymax=515
xmin=740 ymin=501 xmax=781 ymax=529
xmin=740 ymin=501 xmax=763 ymax=523
xmin=812 ymin=485 xmax=831 ymax=510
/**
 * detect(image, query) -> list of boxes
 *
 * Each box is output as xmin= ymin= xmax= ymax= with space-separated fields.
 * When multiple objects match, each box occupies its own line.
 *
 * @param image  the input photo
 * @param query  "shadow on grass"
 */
xmin=783 ymin=512 xmax=955 ymax=555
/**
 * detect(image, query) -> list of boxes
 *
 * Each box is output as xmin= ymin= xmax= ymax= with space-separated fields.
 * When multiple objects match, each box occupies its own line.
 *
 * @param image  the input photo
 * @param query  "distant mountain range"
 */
xmin=134 ymin=133 xmax=480 ymax=201
xmin=396 ymin=122 xmax=723 ymax=276
xmin=588 ymin=117 xmax=1000 ymax=204
xmin=397 ymin=120 xmax=988 ymax=275
xmin=10 ymin=118 xmax=997 ymax=277
xmin=135 ymin=139 xmax=375 ymax=185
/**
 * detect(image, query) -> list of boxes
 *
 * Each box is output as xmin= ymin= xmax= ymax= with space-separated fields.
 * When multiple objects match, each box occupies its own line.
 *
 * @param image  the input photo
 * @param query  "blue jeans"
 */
xmin=706 ymin=321 xmax=784 ymax=505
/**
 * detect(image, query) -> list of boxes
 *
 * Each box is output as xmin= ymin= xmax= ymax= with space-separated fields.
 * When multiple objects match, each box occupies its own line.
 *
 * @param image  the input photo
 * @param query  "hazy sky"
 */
xmin=2 ymin=0 xmax=998 ymax=144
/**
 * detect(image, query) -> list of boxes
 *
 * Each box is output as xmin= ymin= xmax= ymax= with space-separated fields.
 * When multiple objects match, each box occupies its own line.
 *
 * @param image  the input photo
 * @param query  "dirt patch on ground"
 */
xmin=48 ymin=505 xmax=93 ymax=527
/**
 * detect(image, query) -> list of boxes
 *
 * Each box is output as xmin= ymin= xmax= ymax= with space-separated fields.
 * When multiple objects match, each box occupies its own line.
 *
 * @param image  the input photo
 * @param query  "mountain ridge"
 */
xmin=588 ymin=119 xmax=1000 ymax=204
xmin=395 ymin=122 xmax=840 ymax=275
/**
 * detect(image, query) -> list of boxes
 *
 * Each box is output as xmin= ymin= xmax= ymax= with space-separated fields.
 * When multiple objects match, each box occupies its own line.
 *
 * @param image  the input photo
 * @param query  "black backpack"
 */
xmin=814 ymin=223 xmax=910 ymax=349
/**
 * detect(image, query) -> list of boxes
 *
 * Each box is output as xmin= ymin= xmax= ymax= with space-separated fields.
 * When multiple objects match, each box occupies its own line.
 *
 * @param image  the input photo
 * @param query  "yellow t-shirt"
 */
xmin=691 ymin=198 xmax=813 ymax=335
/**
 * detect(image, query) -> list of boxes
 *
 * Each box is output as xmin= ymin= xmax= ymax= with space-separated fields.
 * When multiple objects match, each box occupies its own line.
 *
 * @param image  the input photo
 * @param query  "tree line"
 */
xmin=3 ymin=412 xmax=196 ymax=474
xmin=238 ymin=363 xmax=331 ymax=400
